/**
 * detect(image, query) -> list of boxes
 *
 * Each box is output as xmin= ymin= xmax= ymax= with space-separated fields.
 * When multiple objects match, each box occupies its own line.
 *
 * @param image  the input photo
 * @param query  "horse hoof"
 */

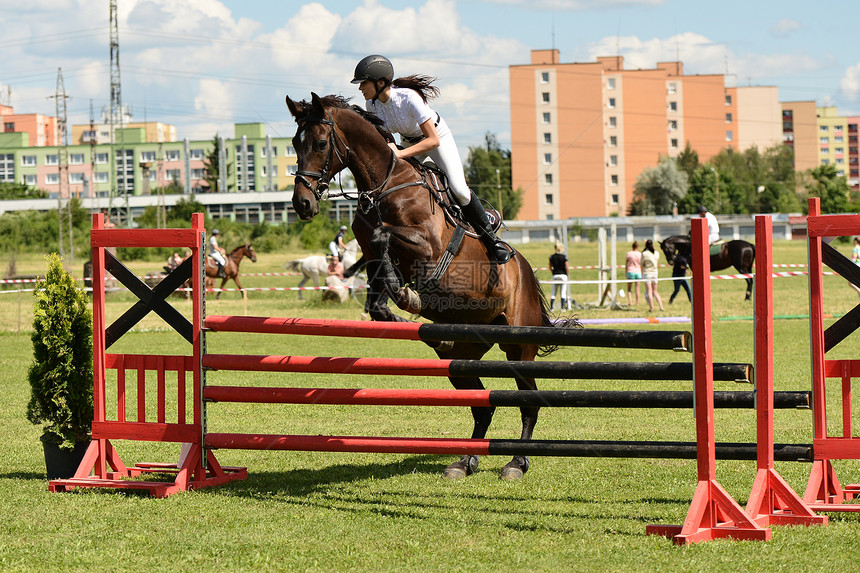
xmin=499 ymin=467 xmax=524 ymax=481
xmin=401 ymin=287 xmax=422 ymax=314
xmin=436 ymin=340 xmax=454 ymax=353
xmin=443 ymin=467 xmax=467 ymax=480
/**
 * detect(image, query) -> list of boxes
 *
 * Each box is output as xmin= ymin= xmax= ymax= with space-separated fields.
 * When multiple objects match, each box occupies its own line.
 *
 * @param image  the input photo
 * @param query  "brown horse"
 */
xmin=286 ymin=93 xmax=575 ymax=480
xmin=660 ymin=235 xmax=755 ymax=300
xmin=205 ymin=243 xmax=257 ymax=299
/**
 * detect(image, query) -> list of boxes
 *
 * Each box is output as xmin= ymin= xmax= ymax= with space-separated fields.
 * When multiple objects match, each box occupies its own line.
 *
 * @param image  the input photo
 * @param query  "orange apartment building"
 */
xmin=510 ymin=49 xmax=782 ymax=219
xmin=0 ymin=104 xmax=56 ymax=147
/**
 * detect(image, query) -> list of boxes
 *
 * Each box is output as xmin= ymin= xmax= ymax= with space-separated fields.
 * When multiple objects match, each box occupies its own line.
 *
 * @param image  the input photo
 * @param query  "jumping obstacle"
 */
xmin=803 ymin=197 xmax=860 ymax=512
xmin=49 ymin=213 xmax=823 ymax=543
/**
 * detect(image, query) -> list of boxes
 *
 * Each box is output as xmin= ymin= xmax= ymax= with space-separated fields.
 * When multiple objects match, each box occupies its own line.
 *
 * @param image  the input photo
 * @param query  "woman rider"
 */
xmin=350 ymin=54 xmax=512 ymax=264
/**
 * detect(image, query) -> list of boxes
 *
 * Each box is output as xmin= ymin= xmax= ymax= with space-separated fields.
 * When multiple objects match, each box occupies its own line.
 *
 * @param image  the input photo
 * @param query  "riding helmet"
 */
xmin=340 ymin=225 xmax=348 ymax=231
xmin=697 ymin=205 xmax=707 ymax=214
xmin=351 ymin=55 xmax=394 ymax=84
xmin=211 ymin=228 xmax=220 ymax=235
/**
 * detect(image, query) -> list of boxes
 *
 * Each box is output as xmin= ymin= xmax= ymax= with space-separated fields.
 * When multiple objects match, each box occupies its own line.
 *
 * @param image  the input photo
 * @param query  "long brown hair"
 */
xmin=392 ymin=75 xmax=440 ymax=103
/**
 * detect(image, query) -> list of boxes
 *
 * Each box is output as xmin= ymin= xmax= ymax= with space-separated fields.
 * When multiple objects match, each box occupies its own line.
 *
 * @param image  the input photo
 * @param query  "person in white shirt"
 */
xmin=351 ymin=54 xmax=512 ymax=264
xmin=209 ymin=229 xmax=227 ymax=278
xmin=698 ymin=205 xmax=720 ymax=245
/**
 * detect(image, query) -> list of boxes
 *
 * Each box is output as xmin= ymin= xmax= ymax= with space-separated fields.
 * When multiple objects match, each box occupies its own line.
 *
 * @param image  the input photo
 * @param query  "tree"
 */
xmin=201 ymin=135 xmax=232 ymax=193
xmin=628 ymin=157 xmax=689 ymax=215
xmin=0 ymin=181 xmax=46 ymax=200
xmin=805 ymin=164 xmax=852 ymax=214
xmin=463 ymin=133 xmax=523 ymax=219
xmin=676 ymin=141 xmax=699 ymax=182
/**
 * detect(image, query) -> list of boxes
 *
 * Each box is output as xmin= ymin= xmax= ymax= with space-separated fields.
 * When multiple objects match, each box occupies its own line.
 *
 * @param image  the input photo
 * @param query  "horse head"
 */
xmin=244 ymin=243 xmax=257 ymax=263
xmin=659 ymin=239 xmax=676 ymax=266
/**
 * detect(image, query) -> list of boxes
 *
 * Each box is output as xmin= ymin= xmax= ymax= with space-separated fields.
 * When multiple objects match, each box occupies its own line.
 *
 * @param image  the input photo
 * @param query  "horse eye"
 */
xmin=317 ymin=140 xmax=328 ymax=151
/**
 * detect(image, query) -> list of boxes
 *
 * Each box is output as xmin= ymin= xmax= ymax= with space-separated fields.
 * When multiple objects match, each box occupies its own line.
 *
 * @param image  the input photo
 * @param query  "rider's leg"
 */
xmin=426 ymin=127 xmax=512 ymax=264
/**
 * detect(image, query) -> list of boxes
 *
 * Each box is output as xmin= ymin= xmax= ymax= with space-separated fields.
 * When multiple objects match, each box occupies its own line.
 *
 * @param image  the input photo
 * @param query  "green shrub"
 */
xmin=26 ymin=253 xmax=93 ymax=449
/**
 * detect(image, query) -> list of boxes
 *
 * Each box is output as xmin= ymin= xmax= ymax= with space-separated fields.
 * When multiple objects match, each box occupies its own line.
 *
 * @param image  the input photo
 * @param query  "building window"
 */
xmin=288 ymin=164 xmax=298 ymax=175
xmin=820 ymin=137 xmax=830 ymax=144
xmin=540 ymin=71 xmax=550 ymax=84
xmin=822 ymin=159 xmax=830 ymax=165
xmin=190 ymin=149 xmax=205 ymax=160
xmin=0 ymin=154 xmax=13 ymax=182
xmin=541 ymin=92 xmax=550 ymax=104
xmin=4 ymin=122 xmax=14 ymax=131
xmin=94 ymin=172 xmax=109 ymax=183
xmin=821 ymin=148 xmax=830 ymax=154
xmin=608 ymin=97 xmax=616 ymax=109
xmin=543 ymin=133 xmax=552 ymax=144
xmin=667 ymin=82 xmax=677 ymax=95
xmin=835 ymin=125 xmax=844 ymax=131
xmin=70 ymin=153 xmax=85 ymax=165
xmin=835 ymin=136 xmax=844 ymax=143
xmin=608 ymin=116 xmax=617 ymax=128
xmin=46 ymin=173 xmax=59 ymax=184
xmin=543 ymin=153 xmax=552 ymax=165
xmin=544 ymin=173 xmax=553 ymax=184
xmin=45 ymin=154 xmax=58 ymax=166
xmin=546 ymin=214 xmax=554 ymax=220
xmin=69 ymin=172 xmax=85 ymax=184
xmin=191 ymin=168 xmax=206 ymax=179
xmin=611 ymin=193 xmax=619 ymax=205
xmin=820 ymin=125 xmax=829 ymax=132
xmin=165 ymin=150 xmax=180 ymax=161
xmin=609 ymin=155 xmax=617 ymax=167
xmin=140 ymin=151 xmax=156 ymax=162
xmin=95 ymin=152 xmax=109 ymax=164
xmin=23 ymin=174 xmax=37 ymax=186
xmin=668 ymin=101 xmax=677 ymax=112
xmin=837 ymin=158 xmax=845 ymax=165
xmin=545 ymin=193 xmax=553 ymax=205
xmin=610 ymin=174 xmax=619 ymax=186
xmin=607 ymin=77 xmax=616 ymax=90
xmin=670 ymin=138 xmax=679 ymax=148
xmin=668 ymin=120 xmax=678 ymax=131
xmin=609 ymin=136 xmax=617 ymax=147
xmin=725 ymin=94 xmax=732 ymax=105
xmin=286 ymin=146 xmax=296 ymax=156
xmin=21 ymin=155 xmax=36 ymax=166
xmin=261 ymin=165 xmax=278 ymax=177
xmin=725 ymin=113 xmax=733 ymax=123
xmin=542 ymin=112 xmax=551 ymax=124
xmin=726 ymin=130 xmax=734 ymax=142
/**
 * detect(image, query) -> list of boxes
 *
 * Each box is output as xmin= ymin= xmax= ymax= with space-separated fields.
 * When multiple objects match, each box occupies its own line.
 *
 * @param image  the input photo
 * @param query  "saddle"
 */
xmin=405 ymin=158 xmax=504 ymax=236
xmin=709 ymin=241 xmax=724 ymax=257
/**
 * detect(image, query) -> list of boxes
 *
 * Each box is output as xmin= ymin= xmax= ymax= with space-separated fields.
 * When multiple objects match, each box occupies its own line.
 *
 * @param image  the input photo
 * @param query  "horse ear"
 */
xmin=310 ymin=92 xmax=326 ymax=117
xmin=285 ymin=95 xmax=300 ymax=119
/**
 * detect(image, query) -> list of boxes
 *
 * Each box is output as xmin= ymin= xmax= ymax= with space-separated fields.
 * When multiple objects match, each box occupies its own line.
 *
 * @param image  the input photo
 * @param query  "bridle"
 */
xmin=294 ymin=112 xmax=351 ymax=202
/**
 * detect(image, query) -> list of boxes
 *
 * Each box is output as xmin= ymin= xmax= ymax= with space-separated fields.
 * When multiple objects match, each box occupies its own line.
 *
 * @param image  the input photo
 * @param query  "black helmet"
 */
xmin=697 ymin=205 xmax=707 ymax=214
xmin=351 ymin=55 xmax=394 ymax=84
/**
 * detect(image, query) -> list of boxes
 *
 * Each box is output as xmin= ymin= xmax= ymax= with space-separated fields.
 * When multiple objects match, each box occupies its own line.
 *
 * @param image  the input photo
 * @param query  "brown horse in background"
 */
xmin=204 ymin=243 xmax=257 ymax=299
xmin=286 ymin=92 xmax=576 ymax=480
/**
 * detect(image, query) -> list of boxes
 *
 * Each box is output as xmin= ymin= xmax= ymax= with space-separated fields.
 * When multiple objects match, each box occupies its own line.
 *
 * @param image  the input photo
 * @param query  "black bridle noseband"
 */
xmin=294 ymin=113 xmax=351 ymax=201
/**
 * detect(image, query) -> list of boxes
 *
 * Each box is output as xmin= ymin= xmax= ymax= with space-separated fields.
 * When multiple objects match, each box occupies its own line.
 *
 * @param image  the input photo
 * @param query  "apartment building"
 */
xmin=510 ymin=49 xmax=783 ymax=219
xmin=0 ymin=104 xmax=56 ymax=147
xmin=0 ymin=121 xmax=296 ymax=199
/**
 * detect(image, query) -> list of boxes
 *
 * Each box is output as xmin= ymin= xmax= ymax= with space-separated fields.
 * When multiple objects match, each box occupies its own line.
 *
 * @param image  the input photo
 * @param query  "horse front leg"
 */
xmin=365 ymin=260 xmax=408 ymax=323
xmin=370 ymin=226 xmax=421 ymax=314
xmin=497 ymin=343 xmax=541 ymax=480
xmin=745 ymin=276 xmax=753 ymax=301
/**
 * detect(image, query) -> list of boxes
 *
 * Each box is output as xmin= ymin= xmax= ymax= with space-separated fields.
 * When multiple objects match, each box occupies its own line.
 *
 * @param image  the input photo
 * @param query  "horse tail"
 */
xmin=533 ymin=267 xmax=581 ymax=358
xmin=284 ymin=259 xmax=304 ymax=272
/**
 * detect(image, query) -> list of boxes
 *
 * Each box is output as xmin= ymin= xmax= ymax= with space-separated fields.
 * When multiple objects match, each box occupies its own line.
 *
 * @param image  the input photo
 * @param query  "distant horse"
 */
xmin=205 ymin=243 xmax=257 ymax=299
xmin=660 ymin=235 xmax=755 ymax=300
xmin=284 ymin=239 xmax=361 ymax=300
xmin=286 ymin=92 xmax=577 ymax=480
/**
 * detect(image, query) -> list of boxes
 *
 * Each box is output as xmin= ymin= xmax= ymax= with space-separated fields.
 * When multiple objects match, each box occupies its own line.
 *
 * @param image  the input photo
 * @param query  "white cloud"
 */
xmin=481 ymin=0 xmax=665 ymax=9
xmin=841 ymin=63 xmax=860 ymax=100
xmin=770 ymin=18 xmax=802 ymax=38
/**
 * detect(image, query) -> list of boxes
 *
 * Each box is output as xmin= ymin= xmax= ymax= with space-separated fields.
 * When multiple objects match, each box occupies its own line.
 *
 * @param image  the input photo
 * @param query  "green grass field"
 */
xmin=2 ymin=238 xmax=860 ymax=571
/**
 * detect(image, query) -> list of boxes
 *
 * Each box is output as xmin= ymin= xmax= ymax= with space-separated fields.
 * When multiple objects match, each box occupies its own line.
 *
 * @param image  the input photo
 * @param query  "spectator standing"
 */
xmin=641 ymin=239 xmax=664 ymax=312
xmin=548 ymin=242 xmax=569 ymax=311
xmin=625 ymin=241 xmax=642 ymax=306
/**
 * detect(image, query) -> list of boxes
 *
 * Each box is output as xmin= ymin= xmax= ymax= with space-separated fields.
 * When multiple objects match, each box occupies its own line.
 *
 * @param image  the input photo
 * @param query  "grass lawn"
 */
xmin=2 ymin=235 xmax=860 ymax=571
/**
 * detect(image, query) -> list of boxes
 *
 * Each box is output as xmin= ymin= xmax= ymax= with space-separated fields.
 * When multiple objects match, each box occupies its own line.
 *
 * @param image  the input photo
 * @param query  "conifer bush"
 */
xmin=26 ymin=253 xmax=93 ymax=449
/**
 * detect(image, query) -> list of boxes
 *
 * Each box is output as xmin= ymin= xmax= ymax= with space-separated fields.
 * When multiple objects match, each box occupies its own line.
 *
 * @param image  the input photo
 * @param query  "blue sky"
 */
xmin=2 ymin=0 xmax=858 ymax=155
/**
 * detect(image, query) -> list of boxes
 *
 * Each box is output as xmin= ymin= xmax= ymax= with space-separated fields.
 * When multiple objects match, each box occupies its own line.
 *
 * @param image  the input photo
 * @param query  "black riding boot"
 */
xmin=217 ymin=263 xmax=226 ymax=278
xmin=461 ymin=194 xmax=512 ymax=264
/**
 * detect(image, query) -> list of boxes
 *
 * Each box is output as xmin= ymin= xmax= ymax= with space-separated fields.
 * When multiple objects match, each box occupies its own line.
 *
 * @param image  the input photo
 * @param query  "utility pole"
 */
xmin=50 ymin=67 xmax=72 ymax=262
xmin=108 ymin=0 xmax=128 ymax=226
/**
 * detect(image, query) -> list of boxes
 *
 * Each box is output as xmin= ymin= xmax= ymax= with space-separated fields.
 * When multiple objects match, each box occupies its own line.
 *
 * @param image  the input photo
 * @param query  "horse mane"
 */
xmin=228 ymin=243 xmax=250 ymax=256
xmin=292 ymin=94 xmax=393 ymax=142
